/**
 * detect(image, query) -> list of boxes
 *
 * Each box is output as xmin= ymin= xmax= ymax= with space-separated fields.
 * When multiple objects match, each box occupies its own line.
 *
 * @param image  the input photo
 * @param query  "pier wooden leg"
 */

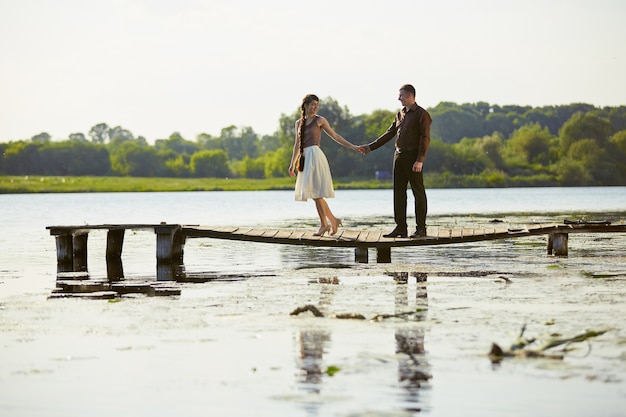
xmin=155 ymin=225 xmax=182 ymax=263
xmin=377 ymin=247 xmax=391 ymax=263
xmin=106 ymin=229 xmax=125 ymax=261
xmin=355 ymin=247 xmax=369 ymax=263
xmin=547 ymin=234 xmax=554 ymax=255
xmin=72 ymin=232 xmax=89 ymax=272
xmin=172 ymin=229 xmax=185 ymax=263
xmin=106 ymin=229 xmax=125 ymax=280
xmin=551 ymin=233 xmax=568 ymax=257
xmin=106 ymin=258 xmax=124 ymax=281
xmin=55 ymin=234 xmax=74 ymax=272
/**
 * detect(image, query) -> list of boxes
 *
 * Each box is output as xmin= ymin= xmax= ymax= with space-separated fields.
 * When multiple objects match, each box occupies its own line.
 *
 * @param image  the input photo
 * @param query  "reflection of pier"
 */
xmin=47 ymin=222 xmax=626 ymax=274
xmin=294 ymin=273 xmax=431 ymax=415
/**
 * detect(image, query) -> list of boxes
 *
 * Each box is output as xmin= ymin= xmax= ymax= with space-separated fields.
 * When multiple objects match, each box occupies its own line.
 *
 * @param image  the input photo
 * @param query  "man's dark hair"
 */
xmin=399 ymin=84 xmax=416 ymax=97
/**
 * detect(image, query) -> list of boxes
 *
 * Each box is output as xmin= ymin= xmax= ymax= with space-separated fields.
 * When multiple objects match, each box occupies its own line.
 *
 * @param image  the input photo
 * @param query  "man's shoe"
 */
xmin=410 ymin=228 xmax=427 ymax=239
xmin=383 ymin=227 xmax=408 ymax=238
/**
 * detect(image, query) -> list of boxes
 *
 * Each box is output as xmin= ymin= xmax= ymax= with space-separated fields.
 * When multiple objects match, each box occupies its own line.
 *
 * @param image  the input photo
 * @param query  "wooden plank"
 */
xmin=261 ymin=229 xmax=279 ymax=238
xmin=364 ymin=230 xmax=383 ymax=243
xmin=450 ymin=228 xmax=463 ymax=238
xmin=246 ymin=228 xmax=268 ymax=237
xmin=301 ymin=230 xmax=325 ymax=241
xmin=210 ymin=226 xmax=239 ymax=233
xmin=335 ymin=229 xmax=362 ymax=242
xmin=290 ymin=230 xmax=308 ymax=240
xmin=273 ymin=229 xmax=297 ymax=239
xmin=231 ymin=227 xmax=254 ymax=236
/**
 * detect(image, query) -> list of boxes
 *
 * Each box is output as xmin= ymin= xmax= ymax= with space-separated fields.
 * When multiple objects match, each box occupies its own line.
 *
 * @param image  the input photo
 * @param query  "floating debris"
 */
xmin=333 ymin=313 xmax=366 ymax=320
xmin=325 ymin=366 xmax=341 ymax=376
xmin=489 ymin=324 xmax=608 ymax=363
xmin=48 ymin=291 xmax=119 ymax=300
xmin=290 ymin=304 xmax=324 ymax=317
xmin=290 ymin=305 xmax=425 ymax=321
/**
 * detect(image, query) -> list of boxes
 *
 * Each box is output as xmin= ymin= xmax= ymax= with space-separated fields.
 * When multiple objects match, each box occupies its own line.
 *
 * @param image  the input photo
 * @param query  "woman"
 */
xmin=289 ymin=94 xmax=362 ymax=236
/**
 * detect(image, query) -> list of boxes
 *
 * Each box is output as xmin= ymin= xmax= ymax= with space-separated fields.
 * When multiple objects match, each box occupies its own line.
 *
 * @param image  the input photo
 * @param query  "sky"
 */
xmin=1 ymin=0 xmax=625 ymax=143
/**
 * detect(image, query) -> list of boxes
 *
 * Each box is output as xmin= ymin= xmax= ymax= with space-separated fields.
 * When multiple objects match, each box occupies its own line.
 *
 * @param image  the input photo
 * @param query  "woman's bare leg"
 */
xmin=314 ymin=198 xmax=340 ymax=233
xmin=314 ymin=198 xmax=329 ymax=227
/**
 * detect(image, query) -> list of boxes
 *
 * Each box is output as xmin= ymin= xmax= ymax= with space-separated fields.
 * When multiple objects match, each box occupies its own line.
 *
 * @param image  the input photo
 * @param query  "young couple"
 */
xmin=288 ymin=84 xmax=432 ymax=239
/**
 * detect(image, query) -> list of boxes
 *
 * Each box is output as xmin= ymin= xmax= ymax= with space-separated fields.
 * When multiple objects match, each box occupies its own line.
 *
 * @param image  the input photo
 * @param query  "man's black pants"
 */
xmin=392 ymin=150 xmax=427 ymax=231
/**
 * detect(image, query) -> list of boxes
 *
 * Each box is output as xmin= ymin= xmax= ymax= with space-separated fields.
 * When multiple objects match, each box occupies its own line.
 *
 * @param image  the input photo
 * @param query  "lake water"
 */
xmin=1 ymin=187 xmax=625 ymax=416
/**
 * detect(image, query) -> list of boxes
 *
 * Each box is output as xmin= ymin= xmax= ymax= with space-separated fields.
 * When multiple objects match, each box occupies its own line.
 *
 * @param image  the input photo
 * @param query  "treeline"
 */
xmin=1 ymin=99 xmax=625 ymax=187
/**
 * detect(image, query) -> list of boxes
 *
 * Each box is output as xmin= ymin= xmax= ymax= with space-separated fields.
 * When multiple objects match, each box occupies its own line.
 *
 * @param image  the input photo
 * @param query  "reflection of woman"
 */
xmin=289 ymin=94 xmax=362 ymax=236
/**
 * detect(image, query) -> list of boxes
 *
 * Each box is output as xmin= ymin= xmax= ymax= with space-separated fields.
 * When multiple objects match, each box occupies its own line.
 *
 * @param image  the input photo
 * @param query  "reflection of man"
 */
xmin=360 ymin=84 xmax=432 ymax=238
xmin=296 ymin=330 xmax=330 ymax=390
xmin=395 ymin=272 xmax=431 ymax=405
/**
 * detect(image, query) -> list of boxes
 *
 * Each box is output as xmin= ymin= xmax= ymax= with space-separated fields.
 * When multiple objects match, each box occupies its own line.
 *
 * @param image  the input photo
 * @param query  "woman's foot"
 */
xmin=313 ymin=224 xmax=331 ymax=236
xmin=330 ymin=218 xmax=343 ymax=235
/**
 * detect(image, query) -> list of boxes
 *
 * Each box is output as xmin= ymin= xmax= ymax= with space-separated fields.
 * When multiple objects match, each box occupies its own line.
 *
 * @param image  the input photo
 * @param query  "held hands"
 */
xmin=348 ymin=143 xmax=367 ymax=155
xmin=356 ymin=145 xmax=370 ymax=155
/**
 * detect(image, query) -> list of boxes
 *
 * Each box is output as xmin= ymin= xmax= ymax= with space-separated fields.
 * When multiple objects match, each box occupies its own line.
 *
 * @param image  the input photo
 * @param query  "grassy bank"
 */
xmin=0 ymin=175 xmax=394 ymax=193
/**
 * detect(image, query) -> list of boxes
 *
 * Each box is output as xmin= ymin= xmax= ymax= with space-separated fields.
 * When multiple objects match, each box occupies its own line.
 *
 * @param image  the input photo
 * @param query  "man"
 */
xmin=360 ymin=84 xmax=432 ymax=238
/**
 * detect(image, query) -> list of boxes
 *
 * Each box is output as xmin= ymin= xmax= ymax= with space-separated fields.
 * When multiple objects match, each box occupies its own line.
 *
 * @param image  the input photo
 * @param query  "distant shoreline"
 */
xmin=2 ymin=175 xmax=622 ymax=194
xmin=0 ymin=175 xmax=393 ymax=194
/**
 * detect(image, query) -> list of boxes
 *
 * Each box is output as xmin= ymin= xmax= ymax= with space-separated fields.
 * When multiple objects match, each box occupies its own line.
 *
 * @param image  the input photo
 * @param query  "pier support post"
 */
xmin=55 ymin=234 xmax=74 ymax=273
xmin=548 ymin=232 xmax=568 ymax=256
xmin=355 ymin=247 xmax=369 ymax=263
xmin=155 ymin=225 xmax=183 ymax=263
xmin=72 ymin=232 xmax=89 ymax=272
xmin=106 ymin=229 xmax=125 ymax=280
xmin=377 ymin=247 xmax=391 ymax=263
xmin=106 ymin=229 xmax=125 ymax=261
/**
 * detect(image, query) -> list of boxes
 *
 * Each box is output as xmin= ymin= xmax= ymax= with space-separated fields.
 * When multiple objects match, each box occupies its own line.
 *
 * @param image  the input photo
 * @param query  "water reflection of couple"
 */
xmin=295 ymin=274 xmax=431 ymax=415
xmin=289 ymin=84 xmax=432 ymax=239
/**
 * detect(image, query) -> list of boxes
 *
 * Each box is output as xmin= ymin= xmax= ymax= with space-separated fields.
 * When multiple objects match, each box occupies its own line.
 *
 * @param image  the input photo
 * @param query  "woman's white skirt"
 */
xmin=294 ymin=145 xmax=335 ymax=201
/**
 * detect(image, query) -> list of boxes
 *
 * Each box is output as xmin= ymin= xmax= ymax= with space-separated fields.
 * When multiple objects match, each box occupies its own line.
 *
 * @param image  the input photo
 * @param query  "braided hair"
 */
xmin=298 ymin=94 xmax=319 ymax=147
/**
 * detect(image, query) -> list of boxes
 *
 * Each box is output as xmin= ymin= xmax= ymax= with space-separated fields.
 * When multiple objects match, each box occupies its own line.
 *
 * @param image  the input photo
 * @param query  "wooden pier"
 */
xmin=47 ymin=221 xmax=626 ymax=273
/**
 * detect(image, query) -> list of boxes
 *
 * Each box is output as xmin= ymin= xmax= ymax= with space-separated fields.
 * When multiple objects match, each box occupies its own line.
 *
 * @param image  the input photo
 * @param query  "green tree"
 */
xmin=89 ymin=123 xmax=110 ymax=143
xmin=484 ymin=112 xmax=515 ymax=137
xmin=557 ymin=158 xmax=593 ymax=186
xmin=567 ymin=138 xmax=619 ymax=185
xmin=506 ymin=123 xmax=554 ymax=165
xmin=609 ymin=130 xmax=626 ymax=181
xmin=424 ymin=139 xmax=460 ymax=174
xmin=219 ymin=126 xmax=260 ymax=160
xmin=263 ymin=147 xmax=292 ymax=178
xmin=3 ymin=141 xmax=42 ymax=174
xmin=430 ymin=103 xmax=483 ymax=143
xmin=155 ymin=132 xmax=199 ymax=155
xmin=475 ymin=133 xmax=506 ymax=170
xmin=190 ymin=149 xmax=230 ymax=177
xmin=260 ymin=134 xmax=282 ymax=153
xmin=40 ymin=141 xmax=110 ymax=175
xmin=606 ymin=106 xmax=626 ymax=132
xmin=559 ymin=112 xmax=613 ymax=153
xmin=232 ymin=156 xmax=265 ymax=178
xmin=31 ymin=132 xmax=51 ymax=143
xmin=109 ymin=126 xmax=135 ymax=143
xmin=453 ymin=138 xmax=490 ymax=175
xmin=610 ymin=130 xmax=626 ymax=155
xmin=111 ymin=141 xmax=162 ymax=176
xmin=163 ymin=154 xmax=191 ymax=177
xmin=69 ymin=132 xmax=87 ymax=142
